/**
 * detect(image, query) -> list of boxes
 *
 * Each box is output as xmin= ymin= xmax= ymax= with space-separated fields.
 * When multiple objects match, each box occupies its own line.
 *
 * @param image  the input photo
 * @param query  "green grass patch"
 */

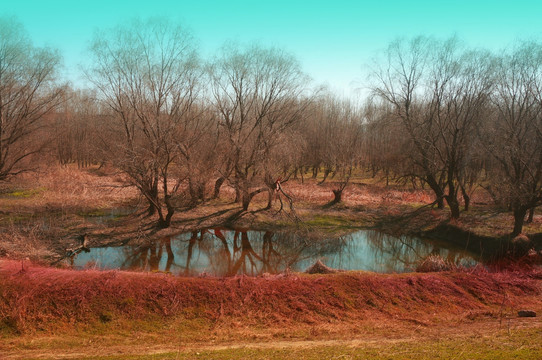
xmin=0 ymin=213 xmax=35 ymax=224
xmin=4 ymin=187 xmax=46 ymax=198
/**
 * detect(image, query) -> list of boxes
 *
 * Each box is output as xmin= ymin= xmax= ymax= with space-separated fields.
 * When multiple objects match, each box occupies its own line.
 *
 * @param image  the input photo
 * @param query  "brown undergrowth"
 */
xmin=1 ymin=259 xmax=541 ymax=336
xmin=0 ymin=166 xmax=136 ymax=213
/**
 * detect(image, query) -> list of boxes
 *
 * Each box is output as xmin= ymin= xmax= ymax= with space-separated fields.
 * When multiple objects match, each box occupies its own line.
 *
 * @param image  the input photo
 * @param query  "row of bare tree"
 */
xmin=368 ymin=36 xmax=542 ymax=236
xmin=1 ymin=17 xmax=541 ymax=235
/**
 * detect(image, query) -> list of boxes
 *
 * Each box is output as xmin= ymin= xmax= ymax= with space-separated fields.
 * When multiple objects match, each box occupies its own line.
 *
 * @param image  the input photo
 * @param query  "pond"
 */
xmin=71 ymin=228 xmax=479 ymax=276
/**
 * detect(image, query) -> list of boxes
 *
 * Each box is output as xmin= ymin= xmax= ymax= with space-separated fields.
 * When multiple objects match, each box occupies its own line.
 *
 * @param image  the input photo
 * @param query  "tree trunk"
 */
xmin=265 ymin=188 xmax=273 ymax=209
xmin=188 ymin=178 xmax=205 ymax=204
xmin=318 ymin=168 xmax=331 ymax=185
xmin=197 ymin=184 xmax=205 ymax=201
xmin=147 ymin=201 xmax=157 ymax=216
xmin=445 ymin=178 xmax=461 ymax=219
xmin=241 ymin=187 xmax=266 ymax=211
xmin=460 ymin=185 xmax=470 ymax=212
xmin=146 ymin=190 xmax=158 ymax=216
xmin=158 ymin=211 xmax=173 ymax=228
xmin=240 ymin=181 xmax=252 ymax=210
xmin=155 ymin=194 xmax=175 ymax=229
xmin=146 ymin=182 xmax=159 ymax=216
xmin=446 ymin=196 xmax=461 ymax=219
xmin=242 ymin=191 xmax=251 ymax=211
xmin=426 ymin=175 xmax=445 ymax=209
xmin=212 ymin=177 xmax=225 ymax=199
xmin=526 ymin=207 xmax=535 ymax=223
xmin=332 ymin=189 xmax=342 ymax=204
xmin=512 ymin=207 xmax=527 ymax=237
xmin=234 ymin=186 xmax=241 ymax=203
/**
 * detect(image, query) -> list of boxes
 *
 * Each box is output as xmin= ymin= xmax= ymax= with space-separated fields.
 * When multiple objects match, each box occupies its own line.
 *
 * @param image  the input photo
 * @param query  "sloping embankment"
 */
xmin=1 ymin=259 xmax=541 ymax=334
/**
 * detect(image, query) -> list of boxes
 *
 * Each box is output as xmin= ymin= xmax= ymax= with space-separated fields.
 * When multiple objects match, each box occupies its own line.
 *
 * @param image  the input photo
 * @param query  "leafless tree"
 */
xmin=86 ymin=18 xmax=202 ymax=228
xmin=370 ymin=36 xmax=493 ymax=218
xmin=312 ymin=94 xmax=363 ymax=204
xmin=176 ymin=105 xmax=218 ymax=205
xmin=53 ymin=87 xmax=104 ymax=168
xmin=363 ymin=99 xmax=411 ymax=186
xmin=483 ymin=41 xmax=542 ymax=236
xmin=0 ymin=17 xmax=63 ymax=179
xmin=209 ymin=43 xmax=311 ymax=211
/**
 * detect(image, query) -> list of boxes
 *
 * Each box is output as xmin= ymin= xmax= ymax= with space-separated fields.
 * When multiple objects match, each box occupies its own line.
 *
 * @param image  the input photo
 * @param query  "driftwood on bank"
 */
xmin=51 ymin=235 xmax=90 ymax=265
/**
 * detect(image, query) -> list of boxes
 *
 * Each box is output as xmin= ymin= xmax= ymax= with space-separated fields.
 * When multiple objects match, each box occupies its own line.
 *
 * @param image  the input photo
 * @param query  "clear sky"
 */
xmin=2 ymin=0 xmax=542 ymax=99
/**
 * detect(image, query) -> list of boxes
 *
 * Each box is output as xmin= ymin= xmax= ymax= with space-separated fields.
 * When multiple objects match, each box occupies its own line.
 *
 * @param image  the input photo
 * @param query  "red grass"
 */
xmin=1 ymin=260 xmax=540 ymax=334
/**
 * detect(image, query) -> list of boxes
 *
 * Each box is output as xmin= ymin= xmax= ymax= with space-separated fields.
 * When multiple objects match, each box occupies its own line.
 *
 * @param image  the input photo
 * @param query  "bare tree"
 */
xmin=209 ymin=43 xmax=310 ymax=211
xmin=370 ymin=36 xmax=493 ymax=218
xmin=176 ymin=105 xmax=218 ymax=205
xmin=312 ymin=94 xmax=363 ymax=204
xmin=87 ymin=18 xmax=201 ymax=228
xmin=0 ymin=17 xmax=63 ymax=179
xmin=483 ymin=41 xmax=542 ymax=236
xmin=53 ymin=87 xmax=104 ymax=167
xmin=363 ymin=99 xmax=412 ymax=186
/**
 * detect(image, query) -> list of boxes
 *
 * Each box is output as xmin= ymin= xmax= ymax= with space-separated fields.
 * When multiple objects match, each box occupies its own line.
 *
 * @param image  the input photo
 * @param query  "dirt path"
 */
xmin=3 ymin=317 xmax=540 ymax=359
xmin=0 ymin=338 xmax=426 ymax=359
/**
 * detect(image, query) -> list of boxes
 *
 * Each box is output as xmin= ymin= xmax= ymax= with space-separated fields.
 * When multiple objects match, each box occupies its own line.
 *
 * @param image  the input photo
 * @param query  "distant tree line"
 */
xmin=1 ymin=17 xmax=541 ymax=235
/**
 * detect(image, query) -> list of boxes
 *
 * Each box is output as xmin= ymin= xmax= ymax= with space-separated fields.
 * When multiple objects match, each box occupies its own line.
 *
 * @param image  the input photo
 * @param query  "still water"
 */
xmin=71 ymin=229 xmax=478 ymax=276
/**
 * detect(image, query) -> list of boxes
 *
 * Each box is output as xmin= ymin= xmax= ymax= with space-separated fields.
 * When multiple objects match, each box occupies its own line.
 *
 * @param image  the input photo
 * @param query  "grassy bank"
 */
xmin=1 ymin=259 xmax=541 ymax=359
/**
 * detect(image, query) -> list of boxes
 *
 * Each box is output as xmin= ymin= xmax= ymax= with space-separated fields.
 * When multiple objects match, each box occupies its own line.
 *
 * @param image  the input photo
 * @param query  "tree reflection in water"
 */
xmin=120 ymin=236 xmax=175 ymax=273
xmin=363 ymin=230 xmax=477 ymax=272
xmin=175 ymin=229 xmax=349 ymax=276
xmin=71 ymin=228 xmax=479 ymax=275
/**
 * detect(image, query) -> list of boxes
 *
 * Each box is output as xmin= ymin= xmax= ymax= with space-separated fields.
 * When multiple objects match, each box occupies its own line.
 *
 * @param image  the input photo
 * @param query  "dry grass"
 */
xmin=268 ymin=179 xmax=435 ymax=207
xmin=0 ymin=164 xmax=137 ymax=213
xmin=1 ymin=259 xmax=540 ymax=335
xmin=416 ymin=254 xmax=455 ymax=272
xmin=0 ymin=222 xmax=59 ymax=261
xmin=0 ymin=166 xmax=144 ymax=261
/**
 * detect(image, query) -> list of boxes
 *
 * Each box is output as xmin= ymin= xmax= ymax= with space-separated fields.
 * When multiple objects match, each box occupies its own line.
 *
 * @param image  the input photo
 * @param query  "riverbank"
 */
xmin=1 ymin=166 xmax=541 ymax=265
xmin=1 ymin=259 xmax=541 ymax=359
xmin=1 ymin=167 xmax=542 ymax=359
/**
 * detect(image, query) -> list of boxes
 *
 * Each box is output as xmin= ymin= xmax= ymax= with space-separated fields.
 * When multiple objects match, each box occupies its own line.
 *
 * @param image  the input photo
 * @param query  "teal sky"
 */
xmin=3 ymin=0 xmax=542 ymax=98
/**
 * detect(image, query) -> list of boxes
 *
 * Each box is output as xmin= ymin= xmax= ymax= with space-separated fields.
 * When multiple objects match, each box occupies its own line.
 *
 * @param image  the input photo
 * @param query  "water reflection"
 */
xmin=72 ymin=229 xmax=478 ymax=276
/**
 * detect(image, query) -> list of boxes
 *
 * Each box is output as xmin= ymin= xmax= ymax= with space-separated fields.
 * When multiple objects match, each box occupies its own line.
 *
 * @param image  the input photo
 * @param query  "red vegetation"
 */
xmin=1 ymin=260 xmax=541 ymax=334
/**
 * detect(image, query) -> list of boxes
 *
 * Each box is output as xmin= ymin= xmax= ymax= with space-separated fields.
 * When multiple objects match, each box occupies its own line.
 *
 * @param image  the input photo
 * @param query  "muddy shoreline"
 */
xmin=30 ymin=205 xmax=542 ymax=271
xmin=1 ymin=167 xmax=541 ymax=269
